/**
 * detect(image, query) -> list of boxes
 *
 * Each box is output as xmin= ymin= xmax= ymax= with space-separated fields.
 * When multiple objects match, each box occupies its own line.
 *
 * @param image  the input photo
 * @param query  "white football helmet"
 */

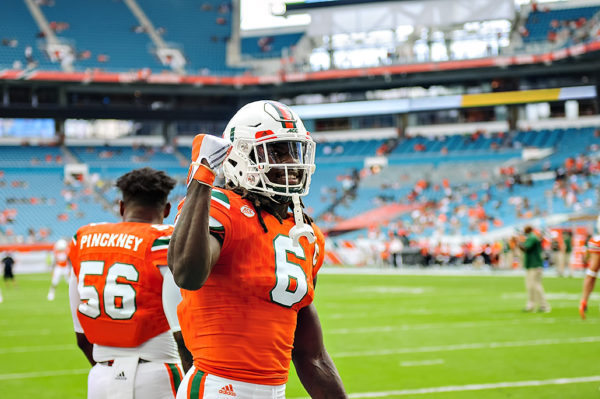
xmin=222 ymin=100 xmax=316 ymax=200
xmin=54 ymin=238 xmax=68 ymax=251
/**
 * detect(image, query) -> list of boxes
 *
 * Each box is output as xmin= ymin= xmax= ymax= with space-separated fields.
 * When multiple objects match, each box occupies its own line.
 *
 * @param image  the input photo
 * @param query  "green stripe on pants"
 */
xmin=189 ymin=369 xmax=205 ymax=398
xmin=167 ymin=363 xmax=182 ymax=392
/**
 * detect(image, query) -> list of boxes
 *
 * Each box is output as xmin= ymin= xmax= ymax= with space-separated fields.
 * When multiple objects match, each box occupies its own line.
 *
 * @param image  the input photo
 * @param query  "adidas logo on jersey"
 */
xmin=115 ymin=371 xmax=127 ymax=381
xmin=218 ymin=384 xmax=236 ymax=396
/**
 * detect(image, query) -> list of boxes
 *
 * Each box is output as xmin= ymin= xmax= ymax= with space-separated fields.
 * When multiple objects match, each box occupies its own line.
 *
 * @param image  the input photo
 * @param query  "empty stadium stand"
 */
xmin=0 ymin=0 xmax=58 ymax=70
xmin=41 ymin=0 xmax=163 ymax=72
xmin=522 ymin=5 xmax=600 ymax=44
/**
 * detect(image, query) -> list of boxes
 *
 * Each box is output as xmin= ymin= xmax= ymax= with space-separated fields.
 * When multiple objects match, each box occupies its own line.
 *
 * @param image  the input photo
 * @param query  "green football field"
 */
xmin=1 ymin=269 xmax=600 ymax=398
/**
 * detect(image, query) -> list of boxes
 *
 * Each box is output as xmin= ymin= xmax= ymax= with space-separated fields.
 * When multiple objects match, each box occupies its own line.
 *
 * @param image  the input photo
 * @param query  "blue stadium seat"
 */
xmin=0 ymin=0 xmax=59 ymax=70
xmin=522 ymin=6 xmax=600 ymax=43
xmin=41 ymin=0 xmax=164 ymax=72
xmin=136 ymin=0 xmax=244 ymax=75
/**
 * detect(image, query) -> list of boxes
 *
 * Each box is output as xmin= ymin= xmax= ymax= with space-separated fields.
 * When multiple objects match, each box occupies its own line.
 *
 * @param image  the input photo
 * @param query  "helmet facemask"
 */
xmin=226 ymin=133 xmax=316 ymax=201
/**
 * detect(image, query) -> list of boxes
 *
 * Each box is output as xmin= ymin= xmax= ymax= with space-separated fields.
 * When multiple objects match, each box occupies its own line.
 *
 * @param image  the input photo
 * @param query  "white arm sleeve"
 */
xmin=68 ymin=272 xmax=84 ymax=334
xmin=160 ymin=266 xmax=183 ymax=332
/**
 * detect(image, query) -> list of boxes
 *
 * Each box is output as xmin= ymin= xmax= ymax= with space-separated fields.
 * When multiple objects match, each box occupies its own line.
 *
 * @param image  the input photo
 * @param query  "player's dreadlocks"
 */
xmin=116 ymin=167 xmax=176 ymax=209
xmin=225 ymin=183 xmax=313 ymax=233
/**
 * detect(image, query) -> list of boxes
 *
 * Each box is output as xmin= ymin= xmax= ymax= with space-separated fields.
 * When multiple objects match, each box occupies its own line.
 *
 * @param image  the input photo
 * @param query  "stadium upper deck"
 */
xmin=0 ymin=0 xmax=599 ymax=85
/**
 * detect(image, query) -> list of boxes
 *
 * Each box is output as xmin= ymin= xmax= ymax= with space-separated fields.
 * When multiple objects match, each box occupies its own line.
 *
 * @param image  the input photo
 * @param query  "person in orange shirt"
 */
xmin=47 ymin=237 xmax=70 ymax=301
xmin=68 ymin=167 xmax=191 ymax=399
xmin=169 ymin=101 xmax=346 ymax=398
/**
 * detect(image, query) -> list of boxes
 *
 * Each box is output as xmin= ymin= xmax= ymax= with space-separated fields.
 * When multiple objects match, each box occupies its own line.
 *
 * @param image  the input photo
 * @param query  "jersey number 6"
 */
xmin=270 ymin=235 xmax=309 ymax=307
xmin=78 ymin=260 xmax=139 ymax=320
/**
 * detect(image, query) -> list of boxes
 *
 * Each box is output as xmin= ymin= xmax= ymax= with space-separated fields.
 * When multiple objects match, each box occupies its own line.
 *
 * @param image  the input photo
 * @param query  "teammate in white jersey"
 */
xmin=47 ymin=238 xmax=71 ymax=301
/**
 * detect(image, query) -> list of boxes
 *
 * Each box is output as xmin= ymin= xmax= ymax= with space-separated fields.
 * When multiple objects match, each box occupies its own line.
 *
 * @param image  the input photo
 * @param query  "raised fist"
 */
xmin=187 ymin=134 xmax=231 ymax=187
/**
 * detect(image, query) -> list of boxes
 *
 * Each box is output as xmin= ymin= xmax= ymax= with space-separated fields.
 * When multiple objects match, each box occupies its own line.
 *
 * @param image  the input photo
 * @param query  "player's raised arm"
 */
xmin=168 ymin=134 xmax=231 ymax=290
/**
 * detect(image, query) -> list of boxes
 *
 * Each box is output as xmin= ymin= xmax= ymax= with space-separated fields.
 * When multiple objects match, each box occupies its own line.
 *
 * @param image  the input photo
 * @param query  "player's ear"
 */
xmin=163 ymin=202 xmax=171 ymax=218
xmin=119 ymin=200 xmax=125 ymax=217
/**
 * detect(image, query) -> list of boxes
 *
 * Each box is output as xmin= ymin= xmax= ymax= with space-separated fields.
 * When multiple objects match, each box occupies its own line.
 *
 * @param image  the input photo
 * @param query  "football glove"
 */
xmin=187 ymin=134 xmax=232 ymax=187
xmin=579 ymin=299 xmax=587 ymax=320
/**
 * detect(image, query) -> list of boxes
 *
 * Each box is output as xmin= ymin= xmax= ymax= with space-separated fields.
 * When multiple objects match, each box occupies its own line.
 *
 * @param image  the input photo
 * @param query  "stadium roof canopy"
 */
xmin=285 ymin=0 xmax=515 ymax=36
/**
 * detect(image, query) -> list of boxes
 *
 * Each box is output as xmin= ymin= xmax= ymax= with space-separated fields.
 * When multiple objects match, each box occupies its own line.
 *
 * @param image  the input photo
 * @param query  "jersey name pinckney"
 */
xmin=78 ymin=233 xmax=143 ymax=251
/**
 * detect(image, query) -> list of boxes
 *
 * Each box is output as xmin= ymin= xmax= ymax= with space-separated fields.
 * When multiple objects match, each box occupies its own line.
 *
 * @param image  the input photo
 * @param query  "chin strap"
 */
xmin=289 ymin=194 xmax=315 ymax=247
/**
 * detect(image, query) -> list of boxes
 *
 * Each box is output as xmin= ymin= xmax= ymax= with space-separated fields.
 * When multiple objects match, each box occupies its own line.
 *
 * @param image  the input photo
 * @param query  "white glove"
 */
xmin=187 ymin=134 xmax=231 ymax=187
xmin=191 ymin=133 xmax=232 ymax=170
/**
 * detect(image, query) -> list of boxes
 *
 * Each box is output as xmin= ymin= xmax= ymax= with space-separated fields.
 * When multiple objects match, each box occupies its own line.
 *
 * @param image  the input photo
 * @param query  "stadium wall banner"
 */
xmin=293 ymin=86 xmax=595 ymax=120
xmin=0 ymin=244 xmax=54 ymax=274
xmin=460 ymin=86 xmax=596 ymax=108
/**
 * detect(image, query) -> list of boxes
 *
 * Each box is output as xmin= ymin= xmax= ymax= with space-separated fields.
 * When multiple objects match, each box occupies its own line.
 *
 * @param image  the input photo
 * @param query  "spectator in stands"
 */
xmin=26 ymin=227 xmax=37 ymax=243
xmin=131 ymin=25 xmax=146 ymax=33
xmin=414 ymin=143 xmax=426 ymax=152
xmin=519 ymin=226 xmax=550 ymax=313
xmin=24 ymin=45 xmax=36 ymax=67
xmin=1 ymin=38 xmax=18 ymax=47
xmin=218 ymin=2 xmax=231 ymax=13
xmin=258 ymin=36 xmax=274 ymax=53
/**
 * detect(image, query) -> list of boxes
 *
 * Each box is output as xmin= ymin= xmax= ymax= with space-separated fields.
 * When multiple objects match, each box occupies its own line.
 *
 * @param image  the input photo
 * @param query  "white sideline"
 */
xmin=319 ymin=266 xmax=580 ymax=278
xmin=0 ymin=329 xmax=53 ymax=336
xmin=2 ymin=335 xmax=599 ymax=358
xmin=328 ymin=318 xmax=558 ymax=334
xmin=0 ymin=368 xmax=89 ymax=380
xmin=0 ymin=344 xmax=74 ymax=354
xmin=400 ymin=359 xmax=444 ymax=367
xmin=333 ymin=336 xmax=600 ymax=358
xmin=327 ymin=376 xmax=600 ymax=398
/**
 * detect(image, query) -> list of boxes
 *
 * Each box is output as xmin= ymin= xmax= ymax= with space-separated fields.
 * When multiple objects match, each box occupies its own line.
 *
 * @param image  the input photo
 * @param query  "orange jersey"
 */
xmin=587 ymin=236 xmax=600 ymax=253
xmin=177 ymin=188 xmax=325 ymax=385
xmin=53 ymin=248 xmax=69 ymax=268
xmin=69 ymin=222 xmax=174 ymax=348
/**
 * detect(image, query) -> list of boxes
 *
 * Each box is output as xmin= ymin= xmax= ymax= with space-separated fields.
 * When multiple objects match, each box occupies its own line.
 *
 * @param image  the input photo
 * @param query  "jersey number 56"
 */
xmin=77 ymin=261 xmax=139 ymax=320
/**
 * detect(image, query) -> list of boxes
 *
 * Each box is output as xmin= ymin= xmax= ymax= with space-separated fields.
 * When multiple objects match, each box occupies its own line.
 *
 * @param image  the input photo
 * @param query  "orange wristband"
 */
xmin=192 ymin=163 xmax=216 ymax=186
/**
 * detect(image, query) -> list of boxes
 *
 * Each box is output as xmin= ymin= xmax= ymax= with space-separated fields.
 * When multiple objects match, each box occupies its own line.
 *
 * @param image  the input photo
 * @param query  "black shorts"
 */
xmin=4 ymin=266 xmax=13 ymax=280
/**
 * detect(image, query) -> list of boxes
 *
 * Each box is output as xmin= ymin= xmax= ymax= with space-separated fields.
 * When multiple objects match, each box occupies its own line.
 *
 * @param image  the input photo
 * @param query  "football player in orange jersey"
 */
xmin=47 ymin=237 xmax=71 ymax=301
xmin=68 ymin=167 xmax=192 ymax=399
xmin=580 ymin=218 xmax=600 ymax=319
xmin=169 ymin=100 xmax=346 ymax=399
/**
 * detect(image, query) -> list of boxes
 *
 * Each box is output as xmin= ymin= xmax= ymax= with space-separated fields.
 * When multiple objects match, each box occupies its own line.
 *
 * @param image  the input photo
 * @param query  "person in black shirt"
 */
xmin=2 ymin=252 xmax=16 ymax=288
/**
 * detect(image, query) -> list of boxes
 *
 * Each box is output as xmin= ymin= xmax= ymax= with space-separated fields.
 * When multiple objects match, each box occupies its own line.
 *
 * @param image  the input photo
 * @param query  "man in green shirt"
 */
xmin=519 ymin=226 xmax=551 ymax=312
